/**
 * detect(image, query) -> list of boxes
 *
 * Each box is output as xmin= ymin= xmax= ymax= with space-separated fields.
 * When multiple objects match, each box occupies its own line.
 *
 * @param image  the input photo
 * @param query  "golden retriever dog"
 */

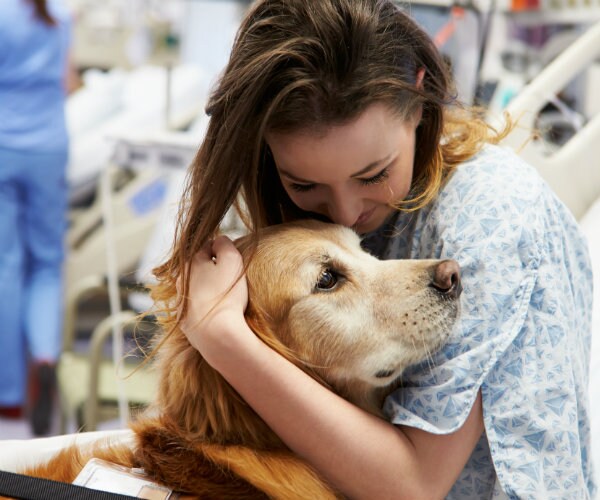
xmin=16 ymin=219 xmax=462 ymax=499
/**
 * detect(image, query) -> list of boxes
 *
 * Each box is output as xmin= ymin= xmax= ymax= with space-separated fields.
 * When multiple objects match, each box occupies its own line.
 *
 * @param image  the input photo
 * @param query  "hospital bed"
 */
xmin=0 ymin=19 xmax=599 ymax=496
xmin=64 ymin=63 xmax=208 ymax=297
xmin=67 ymin=64 xmax=207 ymax=204
xmin=63 ymin=63 xmax=208 ymax=312
xmin=501 ymin=20 xmax=600 ymax=221
xmin=56 ymin=64 xmax=211 ymax=433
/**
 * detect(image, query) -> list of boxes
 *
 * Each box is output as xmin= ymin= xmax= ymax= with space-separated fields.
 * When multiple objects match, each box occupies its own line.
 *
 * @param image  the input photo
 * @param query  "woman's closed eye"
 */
xmin=290 ymin=182 xmax=317 ymax=193
xmin=358 ymin=166 xmax=389 ymax=186
xmin=289 ymin=167 xmax=390 ymax=193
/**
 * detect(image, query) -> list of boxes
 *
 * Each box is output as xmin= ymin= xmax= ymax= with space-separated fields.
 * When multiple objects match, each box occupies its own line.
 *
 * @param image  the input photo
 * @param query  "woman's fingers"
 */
xmin=189 ymin=236 xmax=244 ymax=297
xmin=210 ymin=235 xmax=243 ymax=268
xmin=178 ymin=235 xmax=249 ymax=354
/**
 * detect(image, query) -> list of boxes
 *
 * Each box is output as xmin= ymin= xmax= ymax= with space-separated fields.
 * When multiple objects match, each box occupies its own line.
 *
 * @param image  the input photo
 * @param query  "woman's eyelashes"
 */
xmin=290 ymin=182 xmax=317 ymax=193
xmin=289 ymin=167 xmax=390 ymax=193
xmin=360 ymin=167 xmax=390 ymax=186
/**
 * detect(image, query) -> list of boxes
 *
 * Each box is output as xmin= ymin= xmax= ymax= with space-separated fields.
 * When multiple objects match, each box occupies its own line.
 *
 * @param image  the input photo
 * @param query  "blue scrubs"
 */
xmin=0 ymin=0 xmax=71 ymax=405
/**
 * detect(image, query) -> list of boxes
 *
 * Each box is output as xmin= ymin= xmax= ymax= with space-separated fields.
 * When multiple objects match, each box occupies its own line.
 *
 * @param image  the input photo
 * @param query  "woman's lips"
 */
xmin=356 ymin=207 xmax=375 ymax=226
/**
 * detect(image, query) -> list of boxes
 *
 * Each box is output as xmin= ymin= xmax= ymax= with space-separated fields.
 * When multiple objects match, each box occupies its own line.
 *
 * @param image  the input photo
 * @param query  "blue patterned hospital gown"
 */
xmin=362 ymin=144 xmax=595 ymax=499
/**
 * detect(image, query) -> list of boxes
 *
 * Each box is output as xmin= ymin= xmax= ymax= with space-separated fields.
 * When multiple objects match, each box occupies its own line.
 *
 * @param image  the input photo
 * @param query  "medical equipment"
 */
xmin=502 ymin=20 xmax=600 ymax=220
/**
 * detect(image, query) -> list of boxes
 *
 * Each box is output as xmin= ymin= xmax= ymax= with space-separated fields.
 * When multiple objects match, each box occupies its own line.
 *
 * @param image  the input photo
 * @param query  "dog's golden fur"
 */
xmin=17 ymin=220 xmax=460 ymax=499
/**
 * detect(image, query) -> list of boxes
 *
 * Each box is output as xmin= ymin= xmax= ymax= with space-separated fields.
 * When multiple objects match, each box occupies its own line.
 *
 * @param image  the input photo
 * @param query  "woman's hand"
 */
xmin=178 ymin=235 xmax=251 ymax=366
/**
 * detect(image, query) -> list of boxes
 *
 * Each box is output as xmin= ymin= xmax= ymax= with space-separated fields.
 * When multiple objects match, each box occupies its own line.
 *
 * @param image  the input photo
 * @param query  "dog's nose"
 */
xmin=431 ymin=260 xmax=462 ymax=299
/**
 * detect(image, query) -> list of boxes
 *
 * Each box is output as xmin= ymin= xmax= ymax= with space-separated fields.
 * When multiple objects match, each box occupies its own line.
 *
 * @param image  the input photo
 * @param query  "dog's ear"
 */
xmin=233 ymin=232 xmax=257 ymax=262
xmin=245 ymin=302 xmax=294 ymax=360
xmin=245 ymin=304 xmax=333 ymax=393
xmin=152 ymin=328 xmax=285 ymax=449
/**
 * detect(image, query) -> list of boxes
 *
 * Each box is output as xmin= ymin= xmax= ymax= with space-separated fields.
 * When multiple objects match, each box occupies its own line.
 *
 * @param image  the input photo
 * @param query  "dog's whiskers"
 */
xmin=419 ymin=330 xmax=436 ymax=374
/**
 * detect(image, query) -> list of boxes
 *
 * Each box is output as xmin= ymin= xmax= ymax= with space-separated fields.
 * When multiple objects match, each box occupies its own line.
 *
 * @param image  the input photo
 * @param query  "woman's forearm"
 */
xmin=211 ymin=321 xmax=483 ymax=500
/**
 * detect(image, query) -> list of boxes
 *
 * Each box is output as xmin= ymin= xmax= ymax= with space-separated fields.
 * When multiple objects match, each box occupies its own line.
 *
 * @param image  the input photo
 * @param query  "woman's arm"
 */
xmin=182 ymin=236 xmax=484 ymax=500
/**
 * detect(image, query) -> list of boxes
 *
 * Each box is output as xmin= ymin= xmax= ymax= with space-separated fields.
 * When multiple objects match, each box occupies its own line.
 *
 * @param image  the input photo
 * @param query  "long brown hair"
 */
xmin=27 ymin=0 xmax=56 ymax=26
xmin=153 ymin=0 xmax=506 ymax=321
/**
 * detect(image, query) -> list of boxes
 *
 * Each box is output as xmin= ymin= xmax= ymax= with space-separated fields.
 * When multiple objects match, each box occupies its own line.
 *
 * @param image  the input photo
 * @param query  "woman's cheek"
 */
xmin=287 ymin=191 xmax=313 ymax=211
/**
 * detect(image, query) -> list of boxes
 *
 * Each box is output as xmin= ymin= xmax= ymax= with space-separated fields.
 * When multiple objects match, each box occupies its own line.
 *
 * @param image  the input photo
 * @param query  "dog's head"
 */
xmin=237 ymin=219 xmax=461 ymax=414
xmin=152 ymin=218 xmax=461 ymax=446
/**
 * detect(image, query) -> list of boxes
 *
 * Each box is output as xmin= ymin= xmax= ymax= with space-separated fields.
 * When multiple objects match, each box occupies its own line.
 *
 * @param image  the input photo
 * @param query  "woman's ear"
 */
xmin=416 ymin=68 xmax=425 ymax=90
xmin=411 ymin=68 xmax=426 ymax=128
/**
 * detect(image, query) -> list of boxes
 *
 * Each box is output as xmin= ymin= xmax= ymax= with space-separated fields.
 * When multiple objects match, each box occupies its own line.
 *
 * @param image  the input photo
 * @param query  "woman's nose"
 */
xmin=325 ymin=196 xmax=362 ymax=227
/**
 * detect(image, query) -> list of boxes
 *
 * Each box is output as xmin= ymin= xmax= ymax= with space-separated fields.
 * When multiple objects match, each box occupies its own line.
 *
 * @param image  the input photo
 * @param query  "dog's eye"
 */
xmin=316 ymin=269 xmax=338 ymax=291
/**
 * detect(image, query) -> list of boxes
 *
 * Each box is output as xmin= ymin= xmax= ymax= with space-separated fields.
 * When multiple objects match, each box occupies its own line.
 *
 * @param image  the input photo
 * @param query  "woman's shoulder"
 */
xmin=433 ymin=143 xmax=550 ymax=223
xmin=448 ymin=144 xmax=543 ymax=199
xmin=383 ymin=144 xmax=571 ymax=260
xmin=410 ymin=141 xmax=589 ymax=267
xmin=408 ymin=144 xmax=555 ymax=257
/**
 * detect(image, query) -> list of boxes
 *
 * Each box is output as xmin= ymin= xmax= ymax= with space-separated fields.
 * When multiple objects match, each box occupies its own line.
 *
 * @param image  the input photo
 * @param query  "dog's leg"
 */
xmin=203 ymin=444 xmax=343 ymax=500
xmin=135 ymin=423 xmax=341 ymax=499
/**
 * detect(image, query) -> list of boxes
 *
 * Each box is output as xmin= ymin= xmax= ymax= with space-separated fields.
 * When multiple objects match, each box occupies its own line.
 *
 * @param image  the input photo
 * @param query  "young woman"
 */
xmin=153 ymin=0 xmax=595 ymax=497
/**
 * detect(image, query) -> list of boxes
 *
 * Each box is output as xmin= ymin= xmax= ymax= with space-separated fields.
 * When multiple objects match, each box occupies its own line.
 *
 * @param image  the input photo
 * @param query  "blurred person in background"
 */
xmin=0 ymin=0 xmax=74 ymax=435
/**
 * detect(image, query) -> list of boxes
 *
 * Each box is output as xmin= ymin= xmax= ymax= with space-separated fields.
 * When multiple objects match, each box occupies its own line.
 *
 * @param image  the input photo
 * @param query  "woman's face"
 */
xmin=266 ymin=102 xmax=420 ymax=234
